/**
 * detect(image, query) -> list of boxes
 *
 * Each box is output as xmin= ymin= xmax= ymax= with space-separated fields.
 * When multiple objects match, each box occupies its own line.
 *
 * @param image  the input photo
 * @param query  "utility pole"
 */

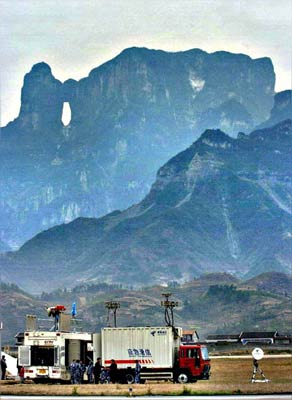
xmin=161 ymin=293 xmax=178 ymax=328
xmin=105 ymin=301 xmax=120 ymax=327
xmin=161 ymin=293 xmax=179 ymax=338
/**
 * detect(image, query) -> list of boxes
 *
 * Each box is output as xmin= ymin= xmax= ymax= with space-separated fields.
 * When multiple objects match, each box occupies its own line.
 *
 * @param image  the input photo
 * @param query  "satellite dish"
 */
xmin=252 ymin=347 xmax=264 ymax=360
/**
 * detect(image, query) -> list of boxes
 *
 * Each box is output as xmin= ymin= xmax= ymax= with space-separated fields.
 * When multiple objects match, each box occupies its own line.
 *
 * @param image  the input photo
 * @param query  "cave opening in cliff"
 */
xmin=61 ymin=102 xmax=71 ymax=126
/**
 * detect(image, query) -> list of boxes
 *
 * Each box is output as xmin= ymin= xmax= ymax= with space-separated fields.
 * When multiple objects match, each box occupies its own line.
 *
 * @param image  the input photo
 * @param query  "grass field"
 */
xmin=1 ymin=357 xmax=291 ymax=396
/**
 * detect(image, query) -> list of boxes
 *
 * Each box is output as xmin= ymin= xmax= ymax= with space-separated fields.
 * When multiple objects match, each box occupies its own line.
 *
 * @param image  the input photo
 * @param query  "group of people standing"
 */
xmin=69 ymin=359 xmax=87 ymax=384
xmin=69 ymin=358 xmax=142 ymax=384
xmin=93 ymin=358 xmax=118 ymax=384
xmin=69 ymin=358 xmax=117 ymax=384
xmin=1 ymin=354 xmax=141 ymax=384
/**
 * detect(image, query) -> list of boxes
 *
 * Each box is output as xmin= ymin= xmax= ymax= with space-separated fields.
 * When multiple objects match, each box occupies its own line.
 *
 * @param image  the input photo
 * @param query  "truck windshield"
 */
xmin=201 ymin=347 xmax=210 ymax=360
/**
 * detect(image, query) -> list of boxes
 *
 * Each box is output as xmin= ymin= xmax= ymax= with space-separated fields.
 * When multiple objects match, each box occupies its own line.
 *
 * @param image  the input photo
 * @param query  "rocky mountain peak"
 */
xmin=272 ymin=90 xmax=292 ymax=116
xmin=30 ymin=62 xmax=52 ymax=75
xmin=18 ymin=61 xmax=63 ymax=130
xmin=199 ymin=128 xmax=233 ymax=148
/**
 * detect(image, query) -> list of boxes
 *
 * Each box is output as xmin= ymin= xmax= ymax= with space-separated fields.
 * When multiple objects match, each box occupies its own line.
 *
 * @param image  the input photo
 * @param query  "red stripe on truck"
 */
xmin=104 ymin=359 xmax=153 ymax=365
xmin=104 ymin=359 xmax=136 ymax=364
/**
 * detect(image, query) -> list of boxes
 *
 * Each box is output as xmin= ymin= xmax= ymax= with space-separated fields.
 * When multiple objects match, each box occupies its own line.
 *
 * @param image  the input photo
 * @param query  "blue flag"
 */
xmin=71 ymin=302 xmax=77 ymax=317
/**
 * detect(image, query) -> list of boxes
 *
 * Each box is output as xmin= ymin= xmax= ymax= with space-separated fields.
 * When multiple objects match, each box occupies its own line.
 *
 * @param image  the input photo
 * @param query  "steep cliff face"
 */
xmin=0 ymin=48 xmax=275 ymax=247
xmin=1 ymin=120 xmax=291 ymax=293
xmin=19 ymin=63 xmax=63 ymax=130
xmin=257 ymin=90 xmax=292 ymax=129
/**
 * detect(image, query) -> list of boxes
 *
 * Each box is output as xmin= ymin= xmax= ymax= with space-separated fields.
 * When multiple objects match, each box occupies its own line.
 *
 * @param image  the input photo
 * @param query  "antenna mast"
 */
xmin=161 ymin=292 xmax=178 ymax=327
xmin=105 ymin=301 xmax=120 ymax=327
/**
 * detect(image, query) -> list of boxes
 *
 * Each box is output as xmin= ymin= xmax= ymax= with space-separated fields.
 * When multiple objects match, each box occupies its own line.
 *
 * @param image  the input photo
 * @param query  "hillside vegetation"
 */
xmin=1 ymin=272 xmax=291 ymax=345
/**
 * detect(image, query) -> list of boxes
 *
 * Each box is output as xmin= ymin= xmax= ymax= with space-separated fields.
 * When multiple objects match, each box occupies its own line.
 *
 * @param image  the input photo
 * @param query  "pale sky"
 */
xmin=1 ymin=0 xmax=291 ymax=127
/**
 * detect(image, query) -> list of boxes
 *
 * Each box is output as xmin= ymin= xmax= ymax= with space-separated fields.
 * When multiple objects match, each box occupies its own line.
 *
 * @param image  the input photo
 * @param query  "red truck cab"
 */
xmin=176 ymin=344 xmax=210 ymax=383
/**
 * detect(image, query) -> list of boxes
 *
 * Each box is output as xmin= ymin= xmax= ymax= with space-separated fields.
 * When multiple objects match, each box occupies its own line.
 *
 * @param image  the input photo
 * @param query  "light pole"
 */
xmin=161 ymin=293 xmax=179 ymax=338
xmin=105 ymin=301 xmax=120 ymax=327
xmin=161 ymin=293 xmax=178 ymax=327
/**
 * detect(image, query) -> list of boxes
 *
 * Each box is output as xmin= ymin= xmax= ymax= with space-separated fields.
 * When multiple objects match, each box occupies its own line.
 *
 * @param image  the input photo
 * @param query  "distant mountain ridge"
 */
xmin=1 ymin=272 xmax=291 ymax=344
xmin=1 ymin=119 xmax=291 ymax=293
xmin=0 ymin=47 xmax=276 ymax=248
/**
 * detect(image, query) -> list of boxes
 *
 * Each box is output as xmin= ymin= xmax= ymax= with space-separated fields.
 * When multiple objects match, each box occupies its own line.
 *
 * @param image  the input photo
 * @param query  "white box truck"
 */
xmin=93 ymin=326 xmax=210 ymax=383
xmin=18 ymin=330 xmax=92 ymax=382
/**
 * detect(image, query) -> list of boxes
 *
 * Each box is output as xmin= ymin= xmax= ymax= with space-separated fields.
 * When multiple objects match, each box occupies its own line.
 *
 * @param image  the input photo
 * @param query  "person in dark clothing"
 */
xmin=70 ymin=359 xmax=77 ymax=384
xmin=74 ymin=360 xmax=82 ymax=384
xmin=100 ymin=367 xmax=110 ymax=383
xmin=1 ymin=355 xmax=7 ymax=380
xmin=109 ymin=359 xmax=118 ymax=383
xmin=87 ymin=361 xmax=94 ymax=383
xmin=80 ymin=360 xmax=86 ymax=383
xmin=135 ymin=360 xmax=141 ymax=383
xmin=94 ymin=357 xmax=102 ymax=384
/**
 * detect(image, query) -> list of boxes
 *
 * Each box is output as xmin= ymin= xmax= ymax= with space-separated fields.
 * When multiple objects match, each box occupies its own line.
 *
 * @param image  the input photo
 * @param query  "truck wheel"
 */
xmin=125 ymin=373 xmax=135 ymax=384
xmin=177 ymin=373 xmax=189 ymax=384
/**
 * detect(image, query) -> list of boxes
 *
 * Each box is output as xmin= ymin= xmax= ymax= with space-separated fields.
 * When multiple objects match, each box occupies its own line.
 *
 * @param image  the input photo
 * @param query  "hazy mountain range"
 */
xmin=1 ymin=117 xmax=291 ymax=293
xmin=0 ymin=47 xmax=291 ymax=295
xmin=0 ymin=47 xmax=278 ymax=248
